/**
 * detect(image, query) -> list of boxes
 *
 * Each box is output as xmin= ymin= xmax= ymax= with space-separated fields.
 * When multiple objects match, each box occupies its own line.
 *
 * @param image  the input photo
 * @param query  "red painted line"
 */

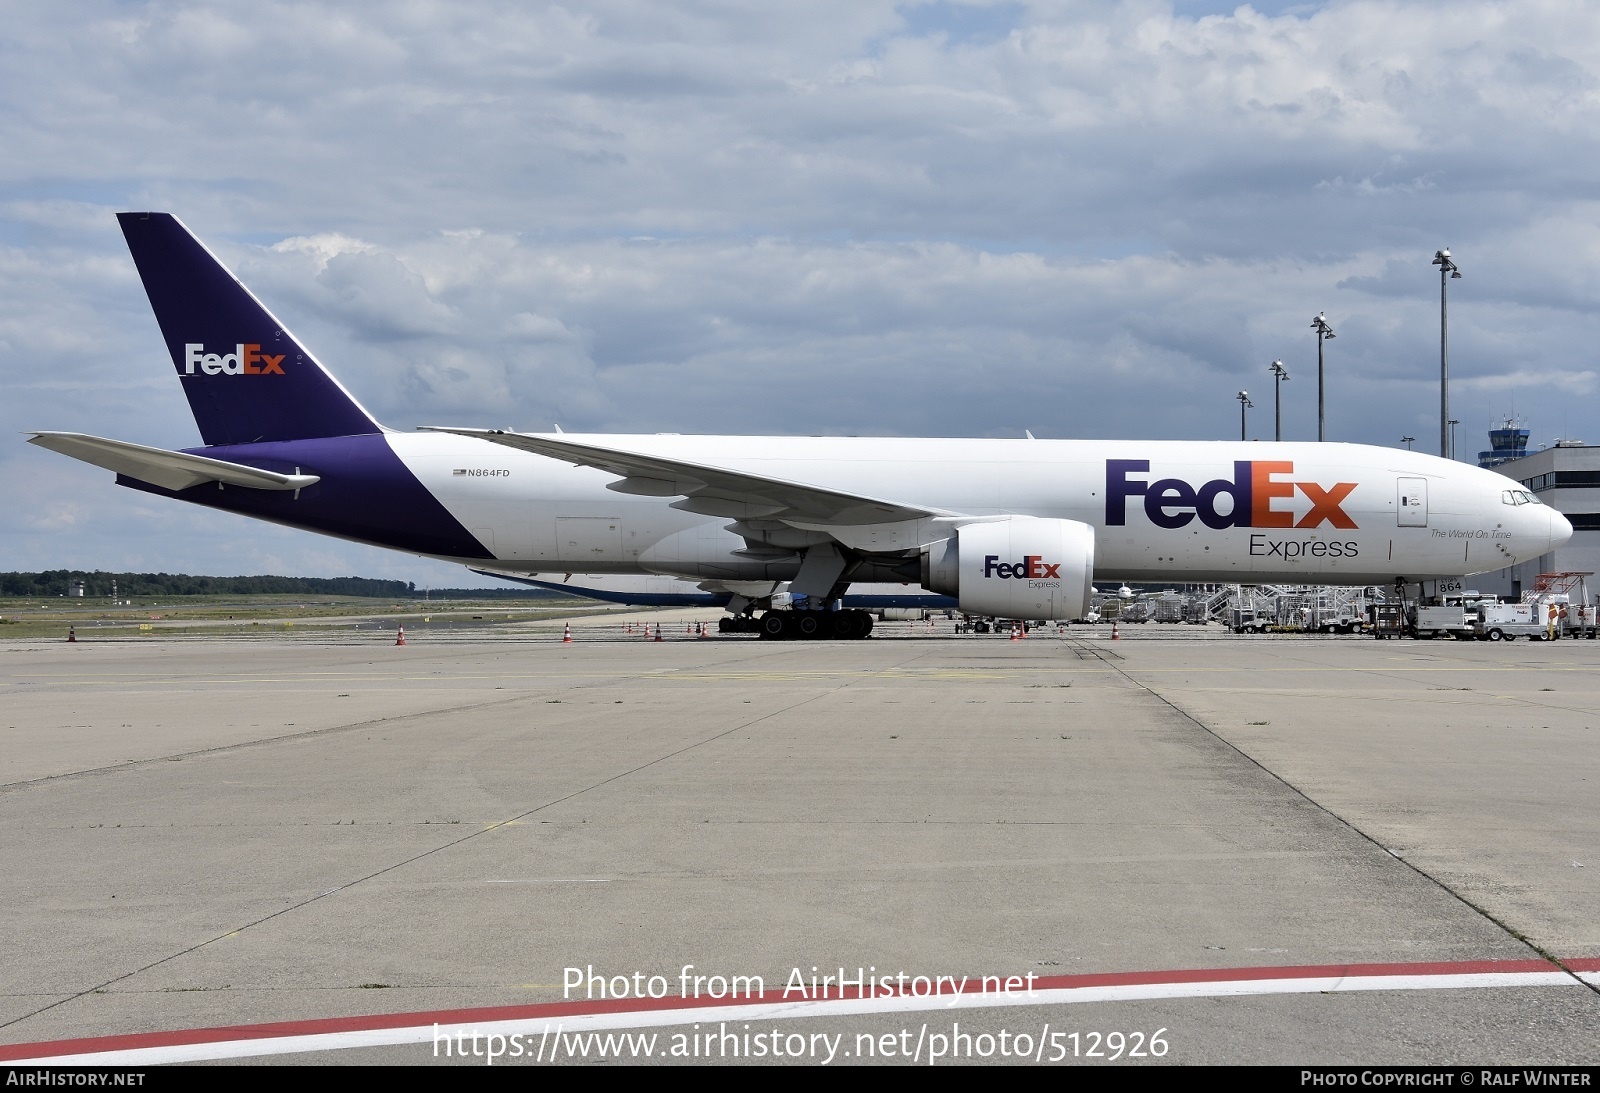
xmin=1564 ymin=957 xmax=1600 ymax=972
xmin=0 ymin=957 xmax=1569 ymax=1062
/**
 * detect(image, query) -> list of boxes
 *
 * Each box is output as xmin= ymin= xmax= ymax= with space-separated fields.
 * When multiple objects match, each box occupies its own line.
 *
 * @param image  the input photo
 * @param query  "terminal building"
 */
xmin=1474 ymin=426 xmax=1600 ymax=601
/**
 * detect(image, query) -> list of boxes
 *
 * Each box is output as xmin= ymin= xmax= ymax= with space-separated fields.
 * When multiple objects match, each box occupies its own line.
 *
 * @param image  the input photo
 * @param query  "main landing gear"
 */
xmin=721 ymin=609 xmax=876 ymax=640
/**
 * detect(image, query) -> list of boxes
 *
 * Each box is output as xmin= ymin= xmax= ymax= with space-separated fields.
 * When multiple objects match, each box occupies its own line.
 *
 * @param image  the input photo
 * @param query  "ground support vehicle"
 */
xmin=1368 ymin=603 xmax=1406 ymax=639
xmin=1476 ymin=602 xmax=1559 ymax=642
xmin=1410 ymin=605 xmax=1478 ymax=640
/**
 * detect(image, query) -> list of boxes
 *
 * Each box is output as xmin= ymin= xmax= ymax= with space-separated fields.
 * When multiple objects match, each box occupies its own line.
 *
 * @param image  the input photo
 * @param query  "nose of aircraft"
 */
xmin=1549 ymin=507 xmax=1574 ymax=551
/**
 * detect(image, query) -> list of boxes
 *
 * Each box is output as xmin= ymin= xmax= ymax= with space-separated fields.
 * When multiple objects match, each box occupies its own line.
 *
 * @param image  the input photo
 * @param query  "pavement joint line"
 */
xmin=0 ymin=643 xmax=839 ymax=794
xmin=1212 ymin=643 xmax=1598 ymax=692
xmin=0 ymin=691 xmax=548 ymax=796
xmin=0 ymin=640 xmax=936 ymax=1034
xmin=1177 ymin=645 xmax=1600 ymax=719
xmin=9 ymin=823 xmax=1330 ymax=837
xmin=1083 ymin=639 xmax=1600 ymax=999
xmin=1182 ymin=688 xmax=1597 ymax=718
xmin=10 ymin=663 xmax=1600 ymax=685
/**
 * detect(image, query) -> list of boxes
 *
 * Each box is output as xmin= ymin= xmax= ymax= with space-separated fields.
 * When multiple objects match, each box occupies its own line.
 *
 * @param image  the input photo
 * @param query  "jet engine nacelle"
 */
xmin=920 ymin=517 xmax=1095 ymax=620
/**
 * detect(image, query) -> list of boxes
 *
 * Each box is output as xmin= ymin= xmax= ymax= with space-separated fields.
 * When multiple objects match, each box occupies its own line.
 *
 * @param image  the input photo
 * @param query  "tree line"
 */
xmin=1 ymin=571 xmax=577 ymax=600
xmin=1 ymin=571 xmax=415 ymax=598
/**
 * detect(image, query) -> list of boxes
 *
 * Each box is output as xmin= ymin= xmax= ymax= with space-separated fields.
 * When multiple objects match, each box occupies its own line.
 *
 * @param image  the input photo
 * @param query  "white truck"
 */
xmin=1476 ymin=601 xmax=1560 ymax=641
xmin=1410 ymin=604 xmax=1478 ymax=640
xmin=1562 ymin=601 xmax=1599 ymax=638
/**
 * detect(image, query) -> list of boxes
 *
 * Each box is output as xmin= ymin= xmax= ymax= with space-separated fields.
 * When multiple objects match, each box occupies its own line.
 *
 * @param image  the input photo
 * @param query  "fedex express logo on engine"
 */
xmin=1106 ymin=460 xmax=1358 ymax=530
xmin=984 ymin=555 xmax=1061 ymax=580
xmin=183 ymin=343 xmax=286 ymax=376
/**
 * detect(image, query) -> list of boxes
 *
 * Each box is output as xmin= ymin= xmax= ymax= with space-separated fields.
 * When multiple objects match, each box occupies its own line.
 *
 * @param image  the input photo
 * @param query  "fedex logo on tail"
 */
xmin=183 ymin=344 xmax=286 ymax=376
xmin=1106 ymin=460 xmax=1358 ymax=530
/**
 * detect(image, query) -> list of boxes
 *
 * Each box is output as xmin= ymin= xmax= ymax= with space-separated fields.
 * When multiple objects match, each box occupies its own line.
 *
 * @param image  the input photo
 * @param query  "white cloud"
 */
xmin=1458 ymin=369 xmax=1597 ymax=396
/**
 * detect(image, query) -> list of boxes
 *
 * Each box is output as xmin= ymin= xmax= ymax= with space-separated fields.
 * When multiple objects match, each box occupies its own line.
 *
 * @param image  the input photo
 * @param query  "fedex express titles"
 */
xmin=1106 ymin=459 xmax=1361 ymax=559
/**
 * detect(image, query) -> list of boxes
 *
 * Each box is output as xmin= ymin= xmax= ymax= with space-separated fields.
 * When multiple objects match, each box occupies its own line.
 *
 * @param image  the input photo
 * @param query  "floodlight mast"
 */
xmin=1433 ymin=249 xmax=1462 ymax=459
xmin=1310 ymin=313 xmax=1336 ymax=441
xmin=1269 ymin=360 xmax=1289 ymax=442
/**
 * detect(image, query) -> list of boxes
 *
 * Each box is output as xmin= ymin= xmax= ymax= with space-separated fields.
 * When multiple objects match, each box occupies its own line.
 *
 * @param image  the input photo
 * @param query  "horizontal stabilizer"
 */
xmin=27 ymin=432 xmax=321 ymax=492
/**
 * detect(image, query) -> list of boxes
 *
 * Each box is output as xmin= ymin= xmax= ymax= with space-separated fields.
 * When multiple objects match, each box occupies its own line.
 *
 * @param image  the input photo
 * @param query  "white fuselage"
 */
xmin=385 ymin=432 xmax=1565 ymax=586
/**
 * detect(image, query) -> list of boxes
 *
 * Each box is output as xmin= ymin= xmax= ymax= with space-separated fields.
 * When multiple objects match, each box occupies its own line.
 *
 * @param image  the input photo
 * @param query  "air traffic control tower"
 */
xmin=1478 ymin=419 xmax=1531 ymax=469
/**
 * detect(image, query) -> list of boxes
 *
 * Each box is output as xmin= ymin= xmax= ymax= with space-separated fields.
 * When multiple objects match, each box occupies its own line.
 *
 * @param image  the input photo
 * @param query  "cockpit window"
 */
xmin=1502 ymin=489 xmax=1542 ymax=506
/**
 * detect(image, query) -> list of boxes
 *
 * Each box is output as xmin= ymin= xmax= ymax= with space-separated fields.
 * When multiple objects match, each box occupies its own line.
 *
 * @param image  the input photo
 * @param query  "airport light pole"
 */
xmin=1269 ymin=360 xmax=1289 ymax=441
xmin=1311 ymin=313 xmax=1336 ymax=442
xmin=1401 ymin=435 xmax=1415 ymax=451
xmin=1448 ymin=418 xmax=1460 ymax=461
xmin=1237 ymin=390 xmax=1253 ymax=441
xmin=1433 ymin=249 xmax=1461 ymax=459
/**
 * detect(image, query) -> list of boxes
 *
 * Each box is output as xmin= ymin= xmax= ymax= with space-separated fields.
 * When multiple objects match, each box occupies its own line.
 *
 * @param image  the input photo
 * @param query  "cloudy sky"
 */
xmin=5 ymin=0 xmax=1599 ymax=585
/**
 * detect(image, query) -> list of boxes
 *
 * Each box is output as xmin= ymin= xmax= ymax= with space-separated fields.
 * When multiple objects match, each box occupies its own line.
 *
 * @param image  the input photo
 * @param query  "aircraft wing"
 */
xmin=422 ymin=428 xmax=955 ymax=527
xmin=27 ymin=432 xmax=321 ymax=493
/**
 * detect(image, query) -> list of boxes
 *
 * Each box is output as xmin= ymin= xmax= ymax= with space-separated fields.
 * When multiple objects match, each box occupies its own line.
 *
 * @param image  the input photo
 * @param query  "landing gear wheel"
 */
xmin=760 ymin=612 xmax=788 ymax=639
xmin=796 ymin=614 xmax=821 ymax=639
xmin=828 ymin=612 xmax=860 ymax=639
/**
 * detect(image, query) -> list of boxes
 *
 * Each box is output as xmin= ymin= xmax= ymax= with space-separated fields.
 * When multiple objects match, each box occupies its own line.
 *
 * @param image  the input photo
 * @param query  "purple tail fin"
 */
xmin=117 ymin=212 xmax=383 ymax=446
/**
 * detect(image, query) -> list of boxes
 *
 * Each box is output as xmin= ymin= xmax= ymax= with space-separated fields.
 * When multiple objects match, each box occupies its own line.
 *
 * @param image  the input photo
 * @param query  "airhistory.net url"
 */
xmin=431 ymin=1021 xmax=1170 ymax=1064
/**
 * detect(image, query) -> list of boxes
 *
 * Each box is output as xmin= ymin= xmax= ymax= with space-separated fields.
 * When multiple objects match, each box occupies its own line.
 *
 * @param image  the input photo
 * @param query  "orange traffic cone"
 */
xmin=1009 ymin=624 xmax=1021 ymax=641
xmin=67 ymin=626 xmax=76 ymax=643
xmin=395 ymin=625 xmax=407 ymax=646
xmin=1110 ymin=621 xmax=1119 ymax=640
xmin=654 ymin=623 xmax=663 ymax=642
xmin=698 ymin=621 xmax=707 ymax=639
xmin=562 ymin=622 xmax=573 ymax=643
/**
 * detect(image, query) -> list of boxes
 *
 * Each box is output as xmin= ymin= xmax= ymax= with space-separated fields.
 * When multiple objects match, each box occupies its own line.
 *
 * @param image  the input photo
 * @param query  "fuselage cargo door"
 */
xmin=556 ymin=516 xmax=624 ymax=563
xmin=1397 ymin=477 xmax=1428 ymax=527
